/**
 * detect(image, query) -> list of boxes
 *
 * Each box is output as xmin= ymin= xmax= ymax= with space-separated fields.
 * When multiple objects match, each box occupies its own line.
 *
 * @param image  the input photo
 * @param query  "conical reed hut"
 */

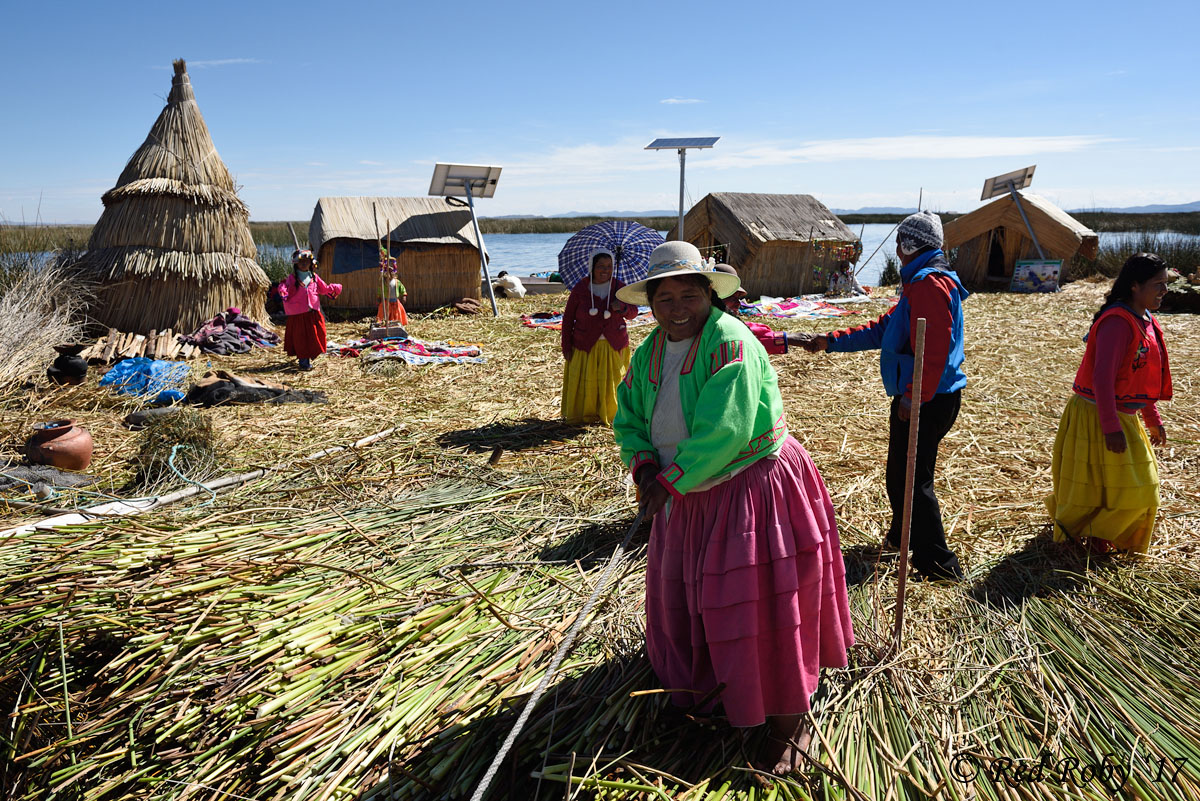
xmin=72 ymin=60 xmax=267 ymax=335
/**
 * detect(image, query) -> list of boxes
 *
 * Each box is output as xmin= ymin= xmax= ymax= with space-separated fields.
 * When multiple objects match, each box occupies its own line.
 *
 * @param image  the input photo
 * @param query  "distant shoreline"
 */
xmin=2 ymin=212 xmax=1197 ymax=250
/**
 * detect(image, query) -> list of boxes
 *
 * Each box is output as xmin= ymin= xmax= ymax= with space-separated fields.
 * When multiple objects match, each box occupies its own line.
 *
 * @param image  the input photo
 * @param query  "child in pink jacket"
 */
xmin=277 ymin=250 xmax=341 ymax=370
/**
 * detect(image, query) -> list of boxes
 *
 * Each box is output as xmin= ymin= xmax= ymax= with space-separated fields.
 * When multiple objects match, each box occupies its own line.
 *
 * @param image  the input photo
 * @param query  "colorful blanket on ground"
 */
xmin=179 ymin=308 xmax=280 ymax=355
xmin=328 ymin=337 xmax=485 ymax=366
xmin=740 ymin=296 xmax=861 ymax=319
xmin=522 ymin=307 xmax=654 ymax=331
xmin=521 ymin=313 xmax=563 ymax=330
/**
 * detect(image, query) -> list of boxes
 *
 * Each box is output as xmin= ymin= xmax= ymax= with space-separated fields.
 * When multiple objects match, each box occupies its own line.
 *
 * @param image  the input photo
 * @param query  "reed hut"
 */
xmin=943 ymin=192 xmax=1099 ymax=289
xmin=668 ymin=192 xmax=859 ymax=297
xmin=308 ymin=197 xmax=486 ymax=313
xmin=72 ymin=60 xmax=267 ymax=335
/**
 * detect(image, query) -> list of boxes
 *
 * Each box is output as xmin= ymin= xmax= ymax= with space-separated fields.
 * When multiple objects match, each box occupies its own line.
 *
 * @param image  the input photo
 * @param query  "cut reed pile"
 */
xmin=69 ymin=59 xmax=267 ymax=335
xmin=0 ymin=261 xmax=90 ymax=388
xmin=0 ymin=283 xmax=1197 ymax=799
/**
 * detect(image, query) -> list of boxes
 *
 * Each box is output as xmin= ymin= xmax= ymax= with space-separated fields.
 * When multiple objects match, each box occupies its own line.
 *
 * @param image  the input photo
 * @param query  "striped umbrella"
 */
xmin=556 ymin=220 xmax=665 ymax=289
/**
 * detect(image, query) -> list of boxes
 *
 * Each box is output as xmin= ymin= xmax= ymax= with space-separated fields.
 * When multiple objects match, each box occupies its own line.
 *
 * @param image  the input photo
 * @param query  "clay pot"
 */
xmin=48 ymin=343 xmax=89 ymax=385
xmin=25 ymin=419 xmax=93 ymax=471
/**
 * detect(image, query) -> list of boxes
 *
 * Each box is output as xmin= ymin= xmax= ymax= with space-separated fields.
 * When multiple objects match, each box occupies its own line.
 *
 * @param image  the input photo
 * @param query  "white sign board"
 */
xmin=1011 ymin=259 xmax=1062 ymax=293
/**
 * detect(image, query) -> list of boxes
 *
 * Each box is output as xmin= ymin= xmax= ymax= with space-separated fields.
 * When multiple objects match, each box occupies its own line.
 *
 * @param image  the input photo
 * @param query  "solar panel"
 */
xmin=980 ymin=165 xmax=1035 ymax=201
xmin=645 ymin=137 xmax=720 ymax=150
xmin=429 ymin=163 xmax=503 ymax=199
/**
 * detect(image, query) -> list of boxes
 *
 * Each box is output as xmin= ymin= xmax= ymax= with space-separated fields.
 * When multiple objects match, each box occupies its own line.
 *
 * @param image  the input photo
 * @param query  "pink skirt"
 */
xmin=645 ymin=436 xmax=854 ymax=727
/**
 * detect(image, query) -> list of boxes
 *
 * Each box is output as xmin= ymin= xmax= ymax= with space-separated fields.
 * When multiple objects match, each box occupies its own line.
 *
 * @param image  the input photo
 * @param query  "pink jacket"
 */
xmin=278 ymin=273 xmax=342 ymax=316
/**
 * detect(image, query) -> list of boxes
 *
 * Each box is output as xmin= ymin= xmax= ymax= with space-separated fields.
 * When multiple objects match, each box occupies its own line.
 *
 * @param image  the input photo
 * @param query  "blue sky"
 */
xmin=2 ymin=0 xmax=1197 ymax=223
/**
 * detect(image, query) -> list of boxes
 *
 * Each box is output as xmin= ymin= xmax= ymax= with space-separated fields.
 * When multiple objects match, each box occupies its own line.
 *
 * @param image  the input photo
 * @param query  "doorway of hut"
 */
xmin=987 ymin=227 xmax=1008 ymax=280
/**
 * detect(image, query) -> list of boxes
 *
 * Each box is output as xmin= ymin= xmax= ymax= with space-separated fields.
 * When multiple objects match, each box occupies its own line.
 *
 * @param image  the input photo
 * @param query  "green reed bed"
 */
xmin=4 ymin=454 xmax=1200 ymax=800
xmin=0 ymin=286 xmax=1197 ymax=800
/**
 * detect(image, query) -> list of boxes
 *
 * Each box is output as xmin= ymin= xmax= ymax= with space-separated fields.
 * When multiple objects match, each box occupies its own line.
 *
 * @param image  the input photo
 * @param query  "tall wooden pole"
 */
xmin=893 ymin=317 xmax=926 ymax=651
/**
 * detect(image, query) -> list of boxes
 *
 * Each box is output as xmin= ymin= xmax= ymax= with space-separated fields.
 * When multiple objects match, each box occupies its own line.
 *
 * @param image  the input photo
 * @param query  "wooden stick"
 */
xmin=892 ymin=317 xmax=926 ymax=651
xmin=287 ymin=223 xmax=301 ymax=252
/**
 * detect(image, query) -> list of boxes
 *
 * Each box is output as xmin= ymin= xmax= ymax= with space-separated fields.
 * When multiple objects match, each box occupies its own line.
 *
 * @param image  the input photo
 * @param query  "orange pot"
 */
xmin=25 ymin=419 xmax=94 ymax=471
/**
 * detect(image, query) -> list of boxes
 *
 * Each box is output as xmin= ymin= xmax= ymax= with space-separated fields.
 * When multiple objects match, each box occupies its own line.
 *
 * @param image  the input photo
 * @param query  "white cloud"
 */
xmin=359 ymin=160 xmax=383 ymax=166
xmin=151 ymin=58 xmax=262 ymax=70
xmin=660 ymin=97 xmax=703 ymax=105
xmin=703 ymin=135 xmax=1117 ymax=168
xmin=499 ymin=134 xmax=1115 ymax=187
xmin=189 ymin=58 xmax=262 ymax=69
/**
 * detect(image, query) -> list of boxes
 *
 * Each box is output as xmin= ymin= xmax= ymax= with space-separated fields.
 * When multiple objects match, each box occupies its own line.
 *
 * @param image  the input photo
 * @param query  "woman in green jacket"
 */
xmin=613 ymin=242 xmax=854 ymax=774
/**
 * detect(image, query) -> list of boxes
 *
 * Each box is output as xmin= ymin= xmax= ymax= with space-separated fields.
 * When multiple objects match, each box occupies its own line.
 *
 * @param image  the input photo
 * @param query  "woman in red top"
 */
xmin=560 ymin=249 xmax=640 ymax=424
xmin=1047 ymin=253 xmax=1173 ymax=553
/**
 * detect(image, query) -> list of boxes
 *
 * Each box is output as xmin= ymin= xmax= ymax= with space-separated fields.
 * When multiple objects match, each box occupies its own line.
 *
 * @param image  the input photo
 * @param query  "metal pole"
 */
xmin=677 ymin=148 xmax=686 ymax=241
xmin=463 ymin=181 xmax=499 ymax=316
xmin=1007 ymin=181 xmax=1046 ymax=259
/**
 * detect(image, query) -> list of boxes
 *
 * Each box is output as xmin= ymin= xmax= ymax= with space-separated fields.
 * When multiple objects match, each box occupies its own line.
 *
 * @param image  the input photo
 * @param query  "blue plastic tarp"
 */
xmin=99 ymin=358 xmax=190 ymax=404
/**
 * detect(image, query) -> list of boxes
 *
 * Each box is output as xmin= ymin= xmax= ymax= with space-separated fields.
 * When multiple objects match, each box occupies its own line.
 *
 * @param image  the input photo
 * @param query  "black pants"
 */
xmin=885 ymin=390 xmax=962 ymax=579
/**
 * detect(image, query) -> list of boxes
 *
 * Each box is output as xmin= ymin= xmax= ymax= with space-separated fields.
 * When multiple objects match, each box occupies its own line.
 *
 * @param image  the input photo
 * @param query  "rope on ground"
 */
xmin=469 ymin=507 xmax=646 ymax=801
xmin=167 ymin=444 xmax=217 ymax=506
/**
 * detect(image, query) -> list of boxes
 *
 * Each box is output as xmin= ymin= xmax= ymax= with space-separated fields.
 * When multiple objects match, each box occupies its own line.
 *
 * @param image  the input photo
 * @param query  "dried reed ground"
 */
xmin=1 ymin=284 xmax=1198 ymax=799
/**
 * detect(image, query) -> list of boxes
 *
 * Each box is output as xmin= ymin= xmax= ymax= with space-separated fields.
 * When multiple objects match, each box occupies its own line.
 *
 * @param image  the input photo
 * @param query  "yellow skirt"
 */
xmin=561 ymin=339 xmax=630 ymax=425
xmin=1045 ymin=394 xmax=1159 ymax=552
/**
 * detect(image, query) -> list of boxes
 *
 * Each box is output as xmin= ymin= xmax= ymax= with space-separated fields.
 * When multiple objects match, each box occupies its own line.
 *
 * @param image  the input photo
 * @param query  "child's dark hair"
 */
xmin=1092 ymin=253 xmax=1168 ymax=324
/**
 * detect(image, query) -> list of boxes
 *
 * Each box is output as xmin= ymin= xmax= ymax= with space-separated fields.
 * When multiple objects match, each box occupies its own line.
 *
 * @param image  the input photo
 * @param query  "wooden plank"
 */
xmin=147 ymin=330 xmax=158 ymax=359
xmin=132 ymin=334 xmax=147 ymax=359
xmin=100 ymin=330 xmax=119 ymax=363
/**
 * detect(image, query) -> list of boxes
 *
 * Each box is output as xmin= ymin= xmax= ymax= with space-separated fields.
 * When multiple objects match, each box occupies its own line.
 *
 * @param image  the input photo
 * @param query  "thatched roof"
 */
xmin=943 ymin=192 xmax=1099 ymax=260
xmin=670 ymin=192 xmax=857 ymax=243
xmin=73 ymin=60 xmax=267 ymax=334
xmin=309 ymin=197 xmax=485 ymax=254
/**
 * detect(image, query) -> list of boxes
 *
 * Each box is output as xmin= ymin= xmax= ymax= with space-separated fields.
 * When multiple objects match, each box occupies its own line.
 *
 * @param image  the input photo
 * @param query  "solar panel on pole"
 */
xmin=430 ymin=163 xmax=504 ymax=315
xmin=980 ymin=165 xmax=1045 ymax=259
xmin=645 ymin=137 xmax=720 ymax=241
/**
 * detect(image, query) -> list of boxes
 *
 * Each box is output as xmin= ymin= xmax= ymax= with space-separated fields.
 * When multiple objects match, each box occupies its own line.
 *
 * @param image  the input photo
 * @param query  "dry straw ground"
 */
xmin=1 ymin=283 xmax=1198 ymax=800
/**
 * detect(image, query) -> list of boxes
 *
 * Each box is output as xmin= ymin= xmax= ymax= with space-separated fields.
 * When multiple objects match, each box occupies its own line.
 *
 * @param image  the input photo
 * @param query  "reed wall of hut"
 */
xmin=943 ymin=193 xmax=1099 ymax=289
xmin=309 ymin=197 xmax=485 ymax=313
xmin=315 ymin=241 xmax=481 ymax=312
xmin=671 ymin=192 xmax=858 ymax=298
xmin=71 ymin=60 xmax=267 ymax=335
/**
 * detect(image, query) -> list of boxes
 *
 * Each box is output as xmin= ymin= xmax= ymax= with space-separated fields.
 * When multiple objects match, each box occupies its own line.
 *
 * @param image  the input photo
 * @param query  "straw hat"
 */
xmin=616 ymin=241 xmax=742 ymax=305
xmin=713 ymin=263 xmax=748 ymax=300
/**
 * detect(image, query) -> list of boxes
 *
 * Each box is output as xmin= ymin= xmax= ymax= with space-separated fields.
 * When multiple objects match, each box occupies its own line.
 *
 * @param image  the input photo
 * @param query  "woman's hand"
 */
xmin=1104 ymin=431 xmax=1127 ymax=454
xmin=793 ymin=333 xmax=828 ymax=353
xmin=1148 ymin=425 xmax=1167 ymax=446
xmin=639 ymin=482 xmax=669 ymax=519
xmin=634 ymin=464 xmax=669 ymax=519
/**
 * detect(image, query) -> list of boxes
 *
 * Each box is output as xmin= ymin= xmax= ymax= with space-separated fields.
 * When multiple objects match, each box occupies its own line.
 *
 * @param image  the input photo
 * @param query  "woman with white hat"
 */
xmin=613 ymin=241 xmax=854 ymax=774
xmin=560 ymin=249 xmax=639 ymax=424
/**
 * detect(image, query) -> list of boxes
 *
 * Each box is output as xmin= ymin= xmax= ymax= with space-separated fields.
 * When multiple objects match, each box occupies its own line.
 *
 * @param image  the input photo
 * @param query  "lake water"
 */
xmin=24 ymin=227 xmax=1189 ymax=288
xmin=479 ymin=225 xmax=900 ymax=287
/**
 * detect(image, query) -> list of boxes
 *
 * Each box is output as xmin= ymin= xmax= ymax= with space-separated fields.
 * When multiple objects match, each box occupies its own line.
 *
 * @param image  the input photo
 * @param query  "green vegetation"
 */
xmin=1072 ymin=211 xmax=1200 ymax=235
xmin=0 ymin=224 xmax=89 ymax=271
xmin=1074 ymin=231 xmax=1200 ymax=278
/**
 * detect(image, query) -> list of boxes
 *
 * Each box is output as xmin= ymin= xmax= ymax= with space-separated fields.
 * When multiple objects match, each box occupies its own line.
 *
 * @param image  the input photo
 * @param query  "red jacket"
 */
xmin=561 ymin=280 xmax=639 ymax=357
xmin=1073 ymin=305 xmax=1172 ymax=406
